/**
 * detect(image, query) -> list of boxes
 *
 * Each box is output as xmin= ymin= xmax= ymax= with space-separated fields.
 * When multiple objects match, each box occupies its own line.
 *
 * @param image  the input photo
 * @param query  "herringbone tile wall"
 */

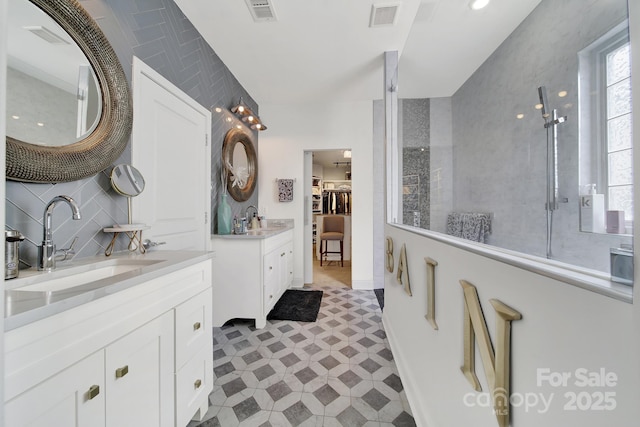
xmin=6 ymin=0 xmax=258 ymax=266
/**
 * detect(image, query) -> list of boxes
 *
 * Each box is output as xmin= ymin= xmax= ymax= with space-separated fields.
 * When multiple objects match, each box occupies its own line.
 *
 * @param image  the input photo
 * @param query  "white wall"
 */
xmin=258 ymin=100 xmax=374 ymax=289
xmin=383 ymin=1 xmax=640 ymax=425
xmin=384 ymin=226 xmax=639 ymax=426
xmin=1 ymin=0 xmax=7 ymax=414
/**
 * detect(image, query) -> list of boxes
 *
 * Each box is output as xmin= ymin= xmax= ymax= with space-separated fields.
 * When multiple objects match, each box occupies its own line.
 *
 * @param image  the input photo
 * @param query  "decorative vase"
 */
xmin=217 ymin=193 xmax=232 ymax=235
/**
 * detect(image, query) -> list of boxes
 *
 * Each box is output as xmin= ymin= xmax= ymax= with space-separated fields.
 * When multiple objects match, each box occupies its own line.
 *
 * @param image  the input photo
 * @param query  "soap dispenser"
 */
xmin=580 ymin=184 xmax=605 ymax=233
xmin=250 ymin=213 xmax=259 ymax=230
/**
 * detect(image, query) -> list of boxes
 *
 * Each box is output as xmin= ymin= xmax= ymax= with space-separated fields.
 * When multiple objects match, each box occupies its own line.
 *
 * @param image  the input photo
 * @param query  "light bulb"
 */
xmin=469 ymin=0 xmax=490 ymax=10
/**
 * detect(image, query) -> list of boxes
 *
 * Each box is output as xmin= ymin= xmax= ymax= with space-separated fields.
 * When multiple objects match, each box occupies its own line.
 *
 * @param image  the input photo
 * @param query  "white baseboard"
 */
xmin=382 ymin=313 xmax=428 ymax=427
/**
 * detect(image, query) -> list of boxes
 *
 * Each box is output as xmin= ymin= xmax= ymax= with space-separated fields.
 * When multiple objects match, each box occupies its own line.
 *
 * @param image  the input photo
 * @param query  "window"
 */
xmin=580 ymin=22 xmax=633 ymax=229
xmin=604 ymin=41 xmax=633 ymax=223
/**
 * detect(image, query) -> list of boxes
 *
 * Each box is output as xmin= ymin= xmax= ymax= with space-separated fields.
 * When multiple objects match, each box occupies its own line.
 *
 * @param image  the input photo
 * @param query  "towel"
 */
xmin=278 ymin=179 xmax=294 ymax=202
xmin=446 ymin=212 xmax=492 ymax=243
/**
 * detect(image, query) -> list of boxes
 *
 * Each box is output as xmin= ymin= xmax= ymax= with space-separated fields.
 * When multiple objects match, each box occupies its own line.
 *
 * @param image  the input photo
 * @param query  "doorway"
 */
xmin=306 ymin=149 xmax=353 ymax=288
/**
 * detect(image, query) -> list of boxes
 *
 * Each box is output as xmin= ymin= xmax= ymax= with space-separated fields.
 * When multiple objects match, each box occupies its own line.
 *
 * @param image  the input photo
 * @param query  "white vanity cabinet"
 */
xmin=4 ymin=256 xmax=213 ymax=427
xmin=263 ymin=240 xmax=293 ymax=312
xmin=5 ymin=350 xmax=105 ymax=427
xmin=105 ymin=311 xmax=174 ymax=427
xmin=212 ymin=229 xmax=293 ymax=328
xmin=174 ymin=288 xmax=214 ymax=427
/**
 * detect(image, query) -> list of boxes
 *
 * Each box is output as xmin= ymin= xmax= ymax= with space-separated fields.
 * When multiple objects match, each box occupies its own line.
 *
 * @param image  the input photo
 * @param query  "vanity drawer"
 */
xmin=175 ymin=346 xmax=212 ymax=427
xmin=175 ymin=288 xmax=212 ymax=369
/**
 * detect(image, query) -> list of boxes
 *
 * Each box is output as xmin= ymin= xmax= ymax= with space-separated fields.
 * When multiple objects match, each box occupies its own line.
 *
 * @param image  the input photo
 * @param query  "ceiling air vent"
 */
xmin=370 ymin=3 xmax=401 ymax=27
xmin=23 ymin=26 xmax=70 ymax=44
xmin=245 ymin=0 xmax=278 ymax=22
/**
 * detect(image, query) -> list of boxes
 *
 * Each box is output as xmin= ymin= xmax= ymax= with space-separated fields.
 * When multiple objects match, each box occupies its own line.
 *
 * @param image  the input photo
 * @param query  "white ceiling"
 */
xmin=312 ymin=149 xmax=352 ymax=170
xmin=173 ymin=0 xmax=541 ymax=105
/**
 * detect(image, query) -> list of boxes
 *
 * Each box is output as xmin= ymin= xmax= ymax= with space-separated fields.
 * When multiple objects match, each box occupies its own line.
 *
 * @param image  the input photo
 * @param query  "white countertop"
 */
xmin=212 ymin=219 xmax=294 ymax=240
xmin=4 ymin=250 xmax=214 ymax=331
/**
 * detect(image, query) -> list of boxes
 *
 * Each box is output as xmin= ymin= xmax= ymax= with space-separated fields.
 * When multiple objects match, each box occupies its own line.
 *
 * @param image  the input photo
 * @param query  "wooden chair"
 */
xmin=320 ymin=216 xmax=344 ymax=267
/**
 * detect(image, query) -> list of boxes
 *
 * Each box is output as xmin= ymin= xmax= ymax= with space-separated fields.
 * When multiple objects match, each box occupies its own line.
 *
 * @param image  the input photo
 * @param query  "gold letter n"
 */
xmin=460 ymin=280 xmax=522 ymax=427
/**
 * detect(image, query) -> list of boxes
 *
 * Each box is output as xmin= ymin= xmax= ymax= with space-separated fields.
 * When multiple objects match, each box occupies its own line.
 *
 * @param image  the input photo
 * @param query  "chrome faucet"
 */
xmin=245 ymin=205 xmax=258 ymax=229
xmin=38 ymin=195 xmax=82 ymax=271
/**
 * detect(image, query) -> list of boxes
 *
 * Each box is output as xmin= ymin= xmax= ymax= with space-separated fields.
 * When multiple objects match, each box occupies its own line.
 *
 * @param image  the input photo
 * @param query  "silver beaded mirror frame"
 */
xmin=6 ymin=0 xmax=132 ymax=183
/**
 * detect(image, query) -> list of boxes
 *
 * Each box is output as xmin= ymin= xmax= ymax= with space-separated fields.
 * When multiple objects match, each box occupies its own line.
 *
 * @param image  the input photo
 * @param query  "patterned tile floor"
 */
xmin=189 ymin=286 xmax=415 ymax=427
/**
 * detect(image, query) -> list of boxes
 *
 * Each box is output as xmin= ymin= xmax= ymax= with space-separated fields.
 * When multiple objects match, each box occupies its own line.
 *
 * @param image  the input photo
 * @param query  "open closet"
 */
xmin=310 ymin=150 xmax=352 ymax=287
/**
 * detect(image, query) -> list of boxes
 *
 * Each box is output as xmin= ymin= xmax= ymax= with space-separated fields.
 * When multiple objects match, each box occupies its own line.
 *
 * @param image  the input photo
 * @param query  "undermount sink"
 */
xmin=7 ymin=259 xmax=163 ymax=294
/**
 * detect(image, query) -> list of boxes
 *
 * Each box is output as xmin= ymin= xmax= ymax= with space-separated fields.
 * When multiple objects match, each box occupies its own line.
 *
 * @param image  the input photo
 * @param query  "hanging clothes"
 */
xmin=322 ymin=190 xmax=351 ymax=214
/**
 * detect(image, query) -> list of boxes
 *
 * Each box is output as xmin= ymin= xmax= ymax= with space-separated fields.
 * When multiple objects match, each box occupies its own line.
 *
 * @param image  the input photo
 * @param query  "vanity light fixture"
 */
xmin=231 ymin=97 xmax=267 ymax=131
xmin=469 ymin=0 xmax=490 ymax=10
xmin=343 ymin=150 xmax=352 ymax=159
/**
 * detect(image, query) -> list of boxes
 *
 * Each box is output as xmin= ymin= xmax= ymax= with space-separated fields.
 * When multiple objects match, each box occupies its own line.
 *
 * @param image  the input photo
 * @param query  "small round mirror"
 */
xmin=111 ymin=164 xmax=145 ymax=197
xmin=111 ymin=164 xmax=145 ymax=224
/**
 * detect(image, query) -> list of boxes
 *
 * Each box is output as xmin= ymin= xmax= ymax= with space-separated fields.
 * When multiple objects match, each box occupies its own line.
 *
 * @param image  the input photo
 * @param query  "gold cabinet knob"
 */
xmin=193 ymin=321 xmax=201 ymax=331
xmin=115 ymin=365 xmax=129 ymax=378
xmin=87 ymin=385 xmax=100 ymax=400
xmin=194 ymin=379 xmax=202 ymax=389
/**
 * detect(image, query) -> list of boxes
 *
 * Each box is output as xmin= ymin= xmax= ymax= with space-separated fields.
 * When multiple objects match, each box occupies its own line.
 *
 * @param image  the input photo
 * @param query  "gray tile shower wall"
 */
xmin=451 ymin=0 xmax=631 ymax=271
xmin=400 ymin=99 xmax=430 ymax=229
xmin=6 ymin=0 xmax=258 ymax=265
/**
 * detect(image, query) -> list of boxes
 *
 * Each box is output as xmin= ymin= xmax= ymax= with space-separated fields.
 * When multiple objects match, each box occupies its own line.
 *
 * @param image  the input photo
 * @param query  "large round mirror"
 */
xmin=5 ymin=0 xmax=132 ymax=183
xmin=222 ymin=128 xmax=257 ymax=202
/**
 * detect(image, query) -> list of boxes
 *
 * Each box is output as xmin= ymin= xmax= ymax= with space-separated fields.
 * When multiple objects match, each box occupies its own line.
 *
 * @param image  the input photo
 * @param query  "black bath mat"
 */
xmin=267 ymin=290 xmax=323 ymax=322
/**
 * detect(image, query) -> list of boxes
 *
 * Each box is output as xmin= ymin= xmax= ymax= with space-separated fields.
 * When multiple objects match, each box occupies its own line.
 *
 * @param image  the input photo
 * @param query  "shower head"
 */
xmin=538 ymin=86 xmax=550 ymax=119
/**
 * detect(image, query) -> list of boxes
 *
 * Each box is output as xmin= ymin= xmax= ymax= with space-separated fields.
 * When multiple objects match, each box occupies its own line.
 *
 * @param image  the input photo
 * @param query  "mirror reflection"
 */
xmin=111 ymin=164 xmax=145 ymax=197
xmin=231 ymin=142 xmax=249 ymax=188
xmin=6 ymin=0 xmax=102 ymax=146
xmin=394 ymin=0 xmax=633 ymax=285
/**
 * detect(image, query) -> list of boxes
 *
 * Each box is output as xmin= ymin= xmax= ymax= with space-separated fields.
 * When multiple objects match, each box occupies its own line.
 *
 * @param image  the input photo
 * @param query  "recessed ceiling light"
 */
xmin=37 ymin=122 xmax=44 ymax=127
xmin=516 ymin=113 xmax=525 ymax=119
xmin=558 ymin=90 xmax=568 ymax=97
xmin=11 ymin=115 xmax=19 ymax=120
xmin=469 ymin=0 xmax=490 ymax=10
xmin=534 ymin=103 xmax=543 ymax=110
